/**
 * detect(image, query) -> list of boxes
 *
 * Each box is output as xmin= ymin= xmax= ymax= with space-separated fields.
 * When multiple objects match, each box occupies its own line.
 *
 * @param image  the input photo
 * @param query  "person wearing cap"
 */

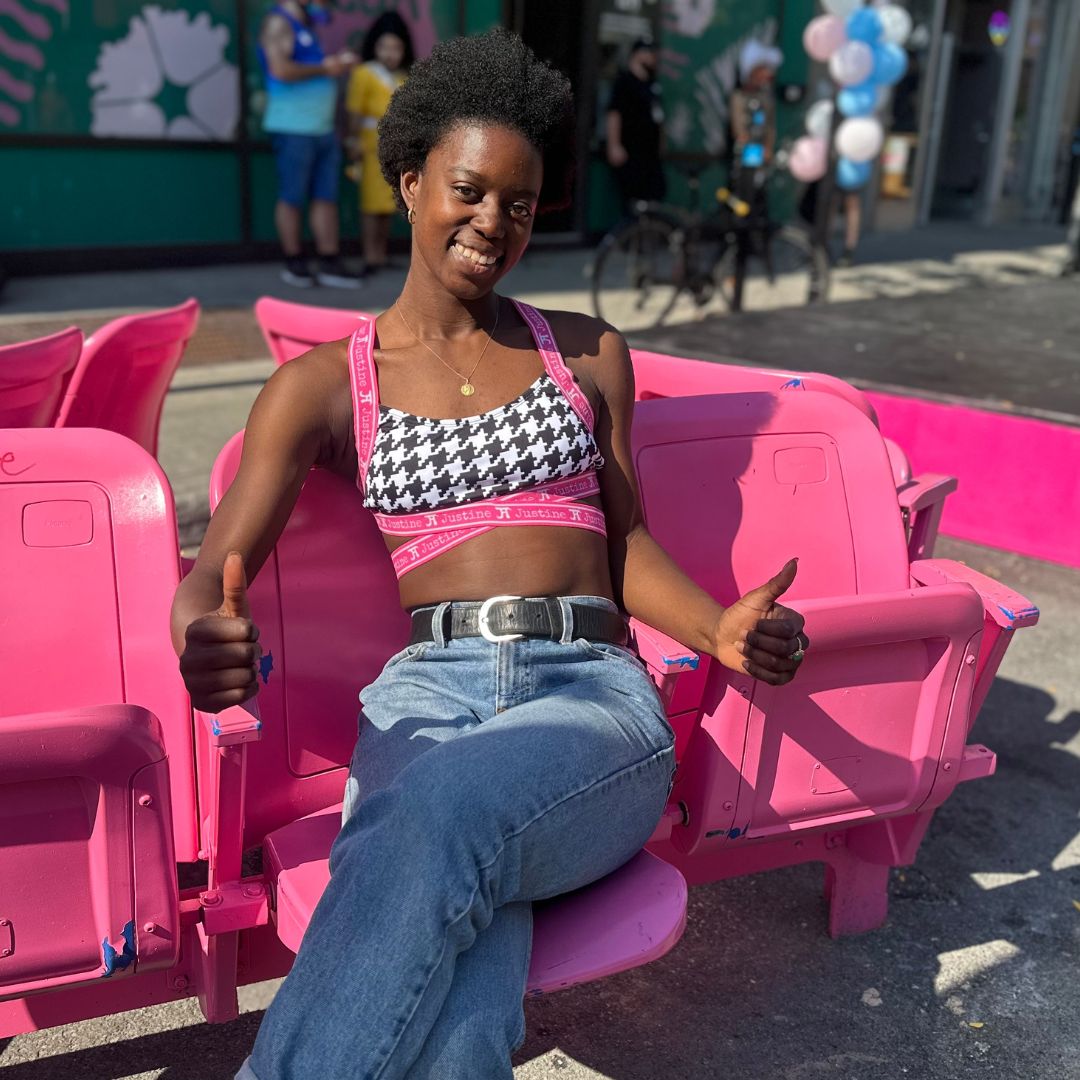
xmin=605 ymin=39 xmax=666 ymax=215
xmin=730 ymin=40 xmax=782 ymax=173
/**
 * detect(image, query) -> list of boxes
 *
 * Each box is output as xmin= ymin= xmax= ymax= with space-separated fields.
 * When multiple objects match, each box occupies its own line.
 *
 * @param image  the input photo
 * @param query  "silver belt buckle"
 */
xmin=477 ymin=595 xmax=524 ymax=644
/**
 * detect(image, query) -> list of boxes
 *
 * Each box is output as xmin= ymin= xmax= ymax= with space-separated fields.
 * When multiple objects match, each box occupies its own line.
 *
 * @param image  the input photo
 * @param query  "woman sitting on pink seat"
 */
xmin=171 ymin=30 xmax=807 ymax=1080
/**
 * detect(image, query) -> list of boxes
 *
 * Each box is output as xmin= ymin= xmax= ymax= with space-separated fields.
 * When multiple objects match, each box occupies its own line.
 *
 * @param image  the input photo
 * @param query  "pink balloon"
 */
xmin=803 ymin=15 xmax=848 ymax=62
xmin=789 ymin=136 xmax=829 ymax=182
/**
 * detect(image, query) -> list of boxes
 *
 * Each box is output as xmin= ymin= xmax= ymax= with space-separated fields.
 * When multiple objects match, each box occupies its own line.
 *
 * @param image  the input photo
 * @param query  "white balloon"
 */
xmin=835 ymin=116 xmax=885 ymax=163
xmin=829 ymin=40 xmax=874 ymax=86
xmin=877 ymin=5 xmax=913 ymax=46
xmin=805 ymin=98 xmax=835 ymax=139
xmin=821 ymin=0 xmax=862 ymax=16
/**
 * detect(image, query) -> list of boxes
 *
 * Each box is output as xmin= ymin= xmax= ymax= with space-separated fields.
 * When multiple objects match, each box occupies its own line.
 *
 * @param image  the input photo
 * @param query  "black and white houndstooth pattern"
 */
xmin=364 ymin=373 xmax=603 ymax=514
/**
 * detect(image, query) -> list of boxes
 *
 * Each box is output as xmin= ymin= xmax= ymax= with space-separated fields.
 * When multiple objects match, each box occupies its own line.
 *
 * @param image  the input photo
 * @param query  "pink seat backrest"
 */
xmin=0 ymin=427 xmax=199 ymax=859
xmin=630 ymin=392 xmax=976 ymax=852
xmin=55 ymin=299 xmax=200 ymax=457
xmin=206 ymin=432 xmax=408 ymax=848
xmin=0 ymin=327 xmax=83 ymax=427
xmin=254 ymin=296 xmax=372 ymax=366
xmin=630 ymin=349 xmax=880 ymax=425
xmin=629 ymin=349 xmax=922 ymax=490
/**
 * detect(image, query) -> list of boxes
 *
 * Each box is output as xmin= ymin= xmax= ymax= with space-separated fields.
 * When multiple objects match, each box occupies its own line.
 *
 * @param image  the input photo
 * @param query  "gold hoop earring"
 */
xmin=407 ymin=207 xmax=415 ymax=225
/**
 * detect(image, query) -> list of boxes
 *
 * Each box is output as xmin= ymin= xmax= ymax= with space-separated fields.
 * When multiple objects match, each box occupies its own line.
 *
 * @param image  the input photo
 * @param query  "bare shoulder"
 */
xmin=534 ymin=307 xmax=632 ymax=396
xmin=249 ymin=338 xmax=354 ymax=464
xmin=261 ymin=11 xmax=294 ymax=48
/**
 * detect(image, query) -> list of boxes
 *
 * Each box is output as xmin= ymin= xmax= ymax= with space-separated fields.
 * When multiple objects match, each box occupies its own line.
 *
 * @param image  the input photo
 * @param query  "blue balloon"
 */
xmin=838 ymin=82 xmax=877 ymax=118
xmin=741 ymin=143 xmax=765 ymax=167
xmin=871 ymin=42 xmax=908 ymax=86
xmin=837 ymin=157 xmax=872 ymax=190
xmin=846 ymin=8 xmax=883 ymax=45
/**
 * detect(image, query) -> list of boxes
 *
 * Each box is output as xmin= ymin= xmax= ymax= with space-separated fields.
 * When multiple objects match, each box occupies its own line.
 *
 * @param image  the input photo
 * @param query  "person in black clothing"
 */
xmin=605 ymin=39 xmax=665 ymax=214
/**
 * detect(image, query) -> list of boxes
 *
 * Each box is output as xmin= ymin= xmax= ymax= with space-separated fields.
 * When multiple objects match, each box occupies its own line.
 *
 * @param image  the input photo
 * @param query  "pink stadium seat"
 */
xmin=0 ymin=326 xmax=82 ymax=427
xmin=55 ymin=299 xmax=199 ymax=457
xmin=629 ymin=348 xmax=957 ymax=560
xmin=0 ymin=428 xmax=194 ymax=1004
xmin=207 ymin=431 xmax=689 ymax=997
xmin=254 ymin=296 xmax=372 ymax=365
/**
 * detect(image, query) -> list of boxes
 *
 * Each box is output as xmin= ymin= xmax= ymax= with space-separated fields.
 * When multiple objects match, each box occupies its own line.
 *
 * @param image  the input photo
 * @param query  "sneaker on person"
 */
xmin=315 ymin=256 xmax=364 ymax=289
xmin=281 ymin=257 xmax=315 ymax=288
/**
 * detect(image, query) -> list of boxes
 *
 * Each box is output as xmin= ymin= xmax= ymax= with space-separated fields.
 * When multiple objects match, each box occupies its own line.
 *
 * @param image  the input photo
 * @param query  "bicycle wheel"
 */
xmin=714 ymin=224 xmax=829 ymax=312
xmin=590 ymin=217 xmax=684 ymax=331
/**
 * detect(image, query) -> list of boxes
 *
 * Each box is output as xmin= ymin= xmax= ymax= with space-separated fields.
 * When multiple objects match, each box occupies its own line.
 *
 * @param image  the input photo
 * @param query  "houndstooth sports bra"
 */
xmin=348 ymin=300 xmax=607 ymax=578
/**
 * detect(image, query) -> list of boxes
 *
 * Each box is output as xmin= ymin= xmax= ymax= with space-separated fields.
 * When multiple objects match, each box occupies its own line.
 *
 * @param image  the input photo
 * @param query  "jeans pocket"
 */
xmin=572 ymin=637 xmax=647 ymax=672
xmin=383 ymin=641 xmax=430 ymax=668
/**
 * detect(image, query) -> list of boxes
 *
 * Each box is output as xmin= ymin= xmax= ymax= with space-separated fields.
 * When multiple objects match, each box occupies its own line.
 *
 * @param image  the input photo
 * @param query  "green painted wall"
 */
xmin=3 ymin=1 xmax=816 ymax=257
xmin=0 ymin=146 xmax=243 ymax=248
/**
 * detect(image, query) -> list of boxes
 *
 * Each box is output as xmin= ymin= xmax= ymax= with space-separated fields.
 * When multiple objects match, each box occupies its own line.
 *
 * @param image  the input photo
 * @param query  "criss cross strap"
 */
xmin=383 ymin=472 xmax=607 ymax=577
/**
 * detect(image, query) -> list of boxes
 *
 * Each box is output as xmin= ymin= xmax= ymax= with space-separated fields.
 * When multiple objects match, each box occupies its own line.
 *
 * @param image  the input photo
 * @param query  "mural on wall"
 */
xmin=660 ymin=0 xmax=778 ymax=158
xmin=0 ymin=0 xmax=240 ymax=136
xmin=0 ymin=0 xmax=68 ymax=129
xmin=89 ymin=5 xmax=239 ymax=139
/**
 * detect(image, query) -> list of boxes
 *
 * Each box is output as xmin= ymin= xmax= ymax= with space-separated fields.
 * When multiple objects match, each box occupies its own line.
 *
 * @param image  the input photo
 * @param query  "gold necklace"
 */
xmin=395 ymin=300 xmax=500 ymax=397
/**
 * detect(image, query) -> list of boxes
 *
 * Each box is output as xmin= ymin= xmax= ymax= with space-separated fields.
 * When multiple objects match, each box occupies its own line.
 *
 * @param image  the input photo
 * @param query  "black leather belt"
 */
xmin=409 ymin=596 xmax=627 ymax=647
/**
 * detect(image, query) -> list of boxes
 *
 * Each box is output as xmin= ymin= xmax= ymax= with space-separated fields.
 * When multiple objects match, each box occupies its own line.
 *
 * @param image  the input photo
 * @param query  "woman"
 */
xmin=346 ymin=12 xmax=414 ymax=273
xmin=173 ymin=30 xmax=807 ymax=1080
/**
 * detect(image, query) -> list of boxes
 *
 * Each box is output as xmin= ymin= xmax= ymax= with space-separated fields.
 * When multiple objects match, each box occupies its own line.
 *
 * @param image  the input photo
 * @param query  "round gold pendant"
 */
xmin=460 ymin=382 xmax=476 ymax=397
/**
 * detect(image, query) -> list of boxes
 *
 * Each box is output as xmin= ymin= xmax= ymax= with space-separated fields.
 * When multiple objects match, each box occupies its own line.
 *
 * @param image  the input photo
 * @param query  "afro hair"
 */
xmin=378 ymin=29 xmax=575 ymax=215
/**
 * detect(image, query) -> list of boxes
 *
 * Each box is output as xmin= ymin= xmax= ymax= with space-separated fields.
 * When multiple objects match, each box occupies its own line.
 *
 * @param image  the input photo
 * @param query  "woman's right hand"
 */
xmin=179 ymin=551 xmax=262 ymax=714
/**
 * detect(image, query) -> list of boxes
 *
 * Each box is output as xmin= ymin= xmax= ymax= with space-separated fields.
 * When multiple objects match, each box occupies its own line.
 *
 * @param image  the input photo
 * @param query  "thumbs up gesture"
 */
xmin=179 ymin=551 xmax=262 ymax=713
xmin=711 ymin=558 xmax=809 ymax=685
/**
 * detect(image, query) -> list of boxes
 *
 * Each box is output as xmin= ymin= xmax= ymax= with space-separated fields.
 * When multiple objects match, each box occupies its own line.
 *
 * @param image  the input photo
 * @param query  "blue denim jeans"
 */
xmin=238 ymin=596 xmax=675 ymax=1080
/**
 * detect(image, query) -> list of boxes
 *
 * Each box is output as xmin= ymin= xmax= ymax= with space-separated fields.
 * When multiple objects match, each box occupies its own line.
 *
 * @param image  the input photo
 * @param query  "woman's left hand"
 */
xmin=710 ymin=558 xmax=808 ymax=685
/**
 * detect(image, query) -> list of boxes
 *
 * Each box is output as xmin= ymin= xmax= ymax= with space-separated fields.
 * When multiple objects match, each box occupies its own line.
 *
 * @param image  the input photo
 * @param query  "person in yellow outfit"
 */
xmin=346 ymin=12 xmax=414 ymax=274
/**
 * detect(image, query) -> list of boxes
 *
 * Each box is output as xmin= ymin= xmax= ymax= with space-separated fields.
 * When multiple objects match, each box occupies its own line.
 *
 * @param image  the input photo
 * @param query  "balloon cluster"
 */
xmin=788 ymin=1 xmax=913 ymax=190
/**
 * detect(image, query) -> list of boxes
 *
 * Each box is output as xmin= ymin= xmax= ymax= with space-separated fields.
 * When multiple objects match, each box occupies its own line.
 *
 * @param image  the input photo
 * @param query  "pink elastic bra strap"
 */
xmin=383 ymin=472 xmax=607 ymax=578
xmin=511 ymin=300 xmax=595 ymax=431
xmin=348 ymin=319 xmax=379 ymax=492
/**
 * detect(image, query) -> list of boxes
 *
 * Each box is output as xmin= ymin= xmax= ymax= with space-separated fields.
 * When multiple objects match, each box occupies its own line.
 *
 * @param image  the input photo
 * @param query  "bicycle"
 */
xmin=590 ymin=151 xmax=830 ymax=332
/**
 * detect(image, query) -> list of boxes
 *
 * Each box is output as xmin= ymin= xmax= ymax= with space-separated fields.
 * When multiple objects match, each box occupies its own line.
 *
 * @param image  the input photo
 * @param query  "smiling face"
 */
xmin=374 ymin=32 xmax=406 ymax=71
xmin=401 ymin=123 xmax=543 ymax=301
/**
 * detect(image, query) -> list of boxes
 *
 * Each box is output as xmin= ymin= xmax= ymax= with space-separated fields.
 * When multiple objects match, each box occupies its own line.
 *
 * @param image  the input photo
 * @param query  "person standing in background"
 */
xmin=728 ymin=40 xmax=782 ymax=212
xmin=259 ymin=1 xmax=362 ymax=288
xmin=346 ymin=12 xmax=414 ymax=276
xmin=730 ymin=41 xmax=781 ymax=170
xmin=605 ymin=39 xmax=665 ymax=216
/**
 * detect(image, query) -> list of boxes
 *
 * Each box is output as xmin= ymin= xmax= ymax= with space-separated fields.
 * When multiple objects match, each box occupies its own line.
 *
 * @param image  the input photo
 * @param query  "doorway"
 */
xmin=508 ymin=0 xmax=595 ymax=236
xmin=931 ymin=0 xmax=1012 ymax=218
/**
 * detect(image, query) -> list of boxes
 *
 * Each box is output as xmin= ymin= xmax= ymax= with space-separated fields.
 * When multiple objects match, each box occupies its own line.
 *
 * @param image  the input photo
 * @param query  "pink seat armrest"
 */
xmin=911 ymin=559 xmax=1038 ymax=717
xmin=896 ymin=473 xmax=958 ymax=561
xmin=896 ymin=473 xmax=958 ymax=514
xmin=198 ymin=702 xmax=263 ymax=747
xmin=909 ymin=559 xmax=1039 ymax=630
xmin=627 ymin=618 xmax=700 ymax=706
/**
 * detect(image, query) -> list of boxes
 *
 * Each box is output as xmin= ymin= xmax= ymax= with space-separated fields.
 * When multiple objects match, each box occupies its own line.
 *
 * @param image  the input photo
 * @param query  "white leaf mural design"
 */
xmin=88 ymin=4 xmax=239 ymax=141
